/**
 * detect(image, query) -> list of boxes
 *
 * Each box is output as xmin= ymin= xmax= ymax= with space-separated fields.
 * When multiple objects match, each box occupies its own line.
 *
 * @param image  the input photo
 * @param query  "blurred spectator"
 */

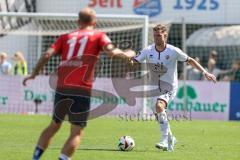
xmin=185 ymin=57 xmax=202 ymax=80
xmin=221 ymin=60 xmax=240 ymax=82
xmin=204 ymin=58 xmax=221 ymax=80
xmin=234 ymin=61 xmax=240 ymax=82
xmin=209 ymin=50 xmax=218 ymax=61
xmin=0 ymin=52 xmax=12 ymax=75
xmin=12 ymin=51 xmax=28 ymax=76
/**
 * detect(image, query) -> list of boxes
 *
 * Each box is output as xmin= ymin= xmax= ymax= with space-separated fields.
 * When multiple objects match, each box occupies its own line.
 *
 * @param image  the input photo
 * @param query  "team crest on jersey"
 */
xmin=149 ymin=63 xmax=167 ymax=76
xmin=150 ymin=54 xmax=153 ymax=58
xmin=133 ymin=0 xmax=162 ymax=17
xmin=165 ymin=55 xmax=170 ymax=60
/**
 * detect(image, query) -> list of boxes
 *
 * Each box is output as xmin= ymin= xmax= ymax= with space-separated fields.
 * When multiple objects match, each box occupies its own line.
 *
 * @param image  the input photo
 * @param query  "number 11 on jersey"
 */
xmin=67 ymin=36 xmax=89 ymax=60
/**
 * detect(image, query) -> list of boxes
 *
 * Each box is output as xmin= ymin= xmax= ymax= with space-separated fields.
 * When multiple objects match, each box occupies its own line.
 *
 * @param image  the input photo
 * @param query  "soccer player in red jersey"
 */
xmin=23 ymin=8 xmax=135 ymax=160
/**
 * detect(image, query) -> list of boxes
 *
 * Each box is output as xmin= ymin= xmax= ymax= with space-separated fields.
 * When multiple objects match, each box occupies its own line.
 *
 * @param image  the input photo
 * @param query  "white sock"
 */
xmin=59 ymin=153 xmax=71 ymax=160
xmin=157 ymin=111 xmax=172 ymax=142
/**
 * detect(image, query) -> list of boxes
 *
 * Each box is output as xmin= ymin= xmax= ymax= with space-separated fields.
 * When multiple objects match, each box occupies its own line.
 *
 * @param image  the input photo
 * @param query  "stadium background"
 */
xmin=0 ymin=1 xmax=240 ymax=160
xmin=0 ymin=0 xmax=240 ymax=121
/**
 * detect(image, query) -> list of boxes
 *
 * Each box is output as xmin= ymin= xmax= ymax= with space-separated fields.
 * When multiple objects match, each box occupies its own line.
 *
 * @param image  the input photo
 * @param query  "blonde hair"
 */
xmin=14 ymin=51 xmax=26 ymax=63
xmin=0 ymin=52 xmax=8 ymax=59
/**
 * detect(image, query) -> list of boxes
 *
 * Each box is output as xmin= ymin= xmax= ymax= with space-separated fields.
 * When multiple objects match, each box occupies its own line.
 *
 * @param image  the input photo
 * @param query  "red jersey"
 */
xmin=51 ymin=29 xmax=111 ymax=90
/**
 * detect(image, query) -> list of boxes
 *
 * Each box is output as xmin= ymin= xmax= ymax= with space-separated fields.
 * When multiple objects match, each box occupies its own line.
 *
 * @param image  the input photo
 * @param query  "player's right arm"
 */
xmin=128 ymin=48 xmax=148 ymax=68
xmin=103 ymin=43 xmax=136 ymax=59
xmin=99 ymin=32 xmax=136 ymax=59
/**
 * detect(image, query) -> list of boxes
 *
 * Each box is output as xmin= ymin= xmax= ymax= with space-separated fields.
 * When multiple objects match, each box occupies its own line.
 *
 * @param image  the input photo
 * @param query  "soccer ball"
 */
xmin=118 ymin=136 xmax=135 ymax=151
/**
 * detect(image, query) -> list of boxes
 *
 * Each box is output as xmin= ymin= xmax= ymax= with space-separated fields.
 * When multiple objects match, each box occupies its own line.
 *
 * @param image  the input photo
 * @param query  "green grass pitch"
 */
xmin=0 ymin=115 xmax=240 ymax=160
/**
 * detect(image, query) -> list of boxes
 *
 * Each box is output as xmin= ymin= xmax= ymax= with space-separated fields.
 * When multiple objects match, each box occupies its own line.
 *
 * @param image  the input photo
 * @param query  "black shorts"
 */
xmin=52 ymin=92 xmax=90 ymax=128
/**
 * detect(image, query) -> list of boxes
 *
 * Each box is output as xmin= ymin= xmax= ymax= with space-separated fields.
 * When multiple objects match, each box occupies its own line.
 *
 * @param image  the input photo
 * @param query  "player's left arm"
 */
xmin=175 ymin=46 xmax=216 ymax=83
xmin=23 ymin=34 xmax=64 ymax=86
xmin=187 ymin=57 xmax=217 ymax=83
xmin=23 ymin=48 xmax=55 ymax=86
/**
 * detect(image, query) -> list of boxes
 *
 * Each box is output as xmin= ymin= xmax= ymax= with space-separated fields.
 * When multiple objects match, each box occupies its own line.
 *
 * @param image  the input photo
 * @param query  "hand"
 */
xmin=204 ymin=72 xmax=217 ymax=83
xmin=124 ymin=50 xmax=136 ymax=59
xmin=23 ymin=75 xmax=35 ymax=86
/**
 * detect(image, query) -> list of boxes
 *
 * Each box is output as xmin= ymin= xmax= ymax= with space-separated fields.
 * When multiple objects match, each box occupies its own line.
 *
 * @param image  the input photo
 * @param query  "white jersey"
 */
xmin=134 ymin=44 xmax=188 ymax=94
xmin=0 ymin=61 xmax=12 ymax=75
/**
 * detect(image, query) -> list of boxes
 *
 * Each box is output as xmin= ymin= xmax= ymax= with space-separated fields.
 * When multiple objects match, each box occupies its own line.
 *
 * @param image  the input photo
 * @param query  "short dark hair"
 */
xmin=153 ymin=24 xmax=168 ymax=32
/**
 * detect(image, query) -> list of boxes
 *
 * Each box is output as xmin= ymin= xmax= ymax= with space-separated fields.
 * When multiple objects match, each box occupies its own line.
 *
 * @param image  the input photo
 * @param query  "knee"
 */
xmin=69 ymin=128 xmax=84 ymax=146
xmin=71 ymin=125 xmax=84 ymax=137
xmin=49 ymin=121 xmax=61 ymax=132
xmin=155 ymin=100 xmax=167 ymax=113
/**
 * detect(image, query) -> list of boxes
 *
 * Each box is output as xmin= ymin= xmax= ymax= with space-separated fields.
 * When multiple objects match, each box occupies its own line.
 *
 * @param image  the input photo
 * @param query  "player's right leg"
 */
xmin=58 ymin=94 xmax=90 ymax=160
xmin=59 ymin=124 xmax=84 ymax=160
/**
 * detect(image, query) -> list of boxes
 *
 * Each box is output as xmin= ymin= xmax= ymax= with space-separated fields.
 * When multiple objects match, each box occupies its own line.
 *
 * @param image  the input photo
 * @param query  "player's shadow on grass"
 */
xmin=78 ymin=148 xmax=155 ymax=152
xmin=78 ymin=148 xmax=120 ymax=152
xmin=50 ymin=147 xmax=149 ymax=152
xmin=50 ymin=147 xmax=119 ymax=152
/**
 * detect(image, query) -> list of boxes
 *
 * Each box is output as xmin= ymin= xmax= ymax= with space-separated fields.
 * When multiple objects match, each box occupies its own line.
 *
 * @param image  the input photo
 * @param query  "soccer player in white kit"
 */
xmin=132 ymin=24 xmax=216 ymax=151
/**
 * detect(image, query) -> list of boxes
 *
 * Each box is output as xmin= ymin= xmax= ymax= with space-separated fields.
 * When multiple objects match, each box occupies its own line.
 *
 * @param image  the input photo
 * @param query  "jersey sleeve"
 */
xmin=133 ymin=48 xmax=148 ymax=63
xmin=99 ymin=33 xmax=111 ymax=48
xmin=175 ymin=47 xmax=188 ymax=62
xmin=51 ymin=35 xmax=64 ymax=54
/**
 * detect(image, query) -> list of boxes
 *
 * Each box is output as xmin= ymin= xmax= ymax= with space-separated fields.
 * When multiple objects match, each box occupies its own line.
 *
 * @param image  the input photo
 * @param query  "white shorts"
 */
xmin=149 ymin=89 xmax=176 ymax=111
xmin=157 ymin=89 xmax=177 ymax=106
xmin=148 ymin=89 xmax=176 ymax=113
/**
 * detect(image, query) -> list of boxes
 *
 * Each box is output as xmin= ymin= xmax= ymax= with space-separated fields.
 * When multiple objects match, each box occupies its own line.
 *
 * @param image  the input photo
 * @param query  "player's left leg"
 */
xmin=154 ymin=91 xmax=177 ymax=151
xmin=32 ymin=120 xmax=62 ymax=160
xmin=155 ymin=99 xmax=170 ymax=151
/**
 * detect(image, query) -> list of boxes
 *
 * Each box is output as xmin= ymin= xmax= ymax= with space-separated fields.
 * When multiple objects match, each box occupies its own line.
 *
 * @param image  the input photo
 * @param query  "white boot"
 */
xmin=155 ymin=112 xmax=169 ymax=151
xmin=168 ymin=134 xmax=177 ymax=151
